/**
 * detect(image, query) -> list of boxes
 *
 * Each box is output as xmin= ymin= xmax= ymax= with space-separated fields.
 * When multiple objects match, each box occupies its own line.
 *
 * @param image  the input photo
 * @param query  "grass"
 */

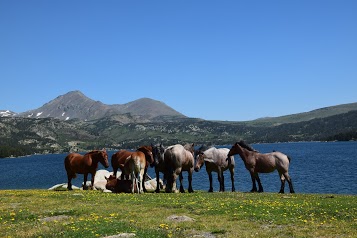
xmin=0 ymin=190 xmax=356 ymax=238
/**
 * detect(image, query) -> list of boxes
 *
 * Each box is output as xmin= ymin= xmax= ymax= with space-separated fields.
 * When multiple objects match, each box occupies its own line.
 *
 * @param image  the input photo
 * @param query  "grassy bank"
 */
xmin=0 ymin=190 xmax=356 ymax=238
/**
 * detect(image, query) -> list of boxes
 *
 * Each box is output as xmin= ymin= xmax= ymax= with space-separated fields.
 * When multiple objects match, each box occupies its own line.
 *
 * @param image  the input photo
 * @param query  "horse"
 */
xmin=195 ymin=145 xmax=235 ymax=192
xmin=105 ymin=174 xmax=138 ymax=193
xmin=227 ymin=141 xmax=295 ymax=193
xmin=64 ymin=149 xmax=109 ymax=190
xmin=121 ymin=149 xmax=153 ymax=193
xmin=111 ymin=146 xmax=154 ymax=192
xmin=164 ymin=143 xmax=195 ymax=193
xmin=151 ymin=143 xmax=167 ymax=193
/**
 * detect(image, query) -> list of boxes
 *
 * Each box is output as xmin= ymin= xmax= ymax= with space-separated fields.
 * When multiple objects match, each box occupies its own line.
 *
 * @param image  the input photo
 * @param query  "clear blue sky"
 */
xmin=1 ymin=1 xmax=356 ymax=121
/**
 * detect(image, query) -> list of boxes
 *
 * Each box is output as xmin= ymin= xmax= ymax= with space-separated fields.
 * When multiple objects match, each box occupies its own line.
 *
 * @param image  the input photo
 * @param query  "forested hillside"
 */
xmin=1 ymin=109 xmax=356 ymax=158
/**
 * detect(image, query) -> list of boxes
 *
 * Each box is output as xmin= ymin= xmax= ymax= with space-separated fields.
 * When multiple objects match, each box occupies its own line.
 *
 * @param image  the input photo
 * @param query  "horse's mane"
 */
xmin=197 ymin=144 xmax=213 ymax=153
xmin=237 ymin=140 xmax=259 ymax=152
xmin=137 ymin=145 xmax=152 ymax=153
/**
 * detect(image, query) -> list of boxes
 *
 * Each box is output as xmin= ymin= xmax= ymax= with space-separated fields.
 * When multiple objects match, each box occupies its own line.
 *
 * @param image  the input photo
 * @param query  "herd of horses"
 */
xmin=64 ymin=141 xmax=295 ymax=194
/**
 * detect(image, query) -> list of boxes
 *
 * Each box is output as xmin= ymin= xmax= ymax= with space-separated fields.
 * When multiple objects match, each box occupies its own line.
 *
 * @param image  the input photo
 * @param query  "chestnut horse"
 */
xmin=164 ymin=143 xmax=195 ymax=193
xmin=111 ymin=146 xmax=154 ymax=192
xmin=195 ymin=145 xmax=235 ymax=192
xmin=227 ymin=141 xmax=295 ymax=193
xmin=64 ymin=149 xmax=109 ymax=190
xmin=121 ymin=150 xmax=152 ymax=193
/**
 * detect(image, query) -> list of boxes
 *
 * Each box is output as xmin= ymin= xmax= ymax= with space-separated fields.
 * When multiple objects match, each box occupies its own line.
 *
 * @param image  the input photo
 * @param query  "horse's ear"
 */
xmin=192 ymin=143 xmax=194 ymax=147
xmin=102 ymin=148 xmax=106 ymax=152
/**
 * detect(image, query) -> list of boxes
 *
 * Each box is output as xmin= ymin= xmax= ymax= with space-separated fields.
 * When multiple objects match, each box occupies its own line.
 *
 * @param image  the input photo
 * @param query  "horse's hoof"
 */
xmin=208 ymin=189 xmax=213 ymax=193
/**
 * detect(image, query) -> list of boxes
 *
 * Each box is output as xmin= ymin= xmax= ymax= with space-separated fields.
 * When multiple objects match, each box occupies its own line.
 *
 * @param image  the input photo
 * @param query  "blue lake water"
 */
xmin=0 ymin=141 xmax=356 ymax=195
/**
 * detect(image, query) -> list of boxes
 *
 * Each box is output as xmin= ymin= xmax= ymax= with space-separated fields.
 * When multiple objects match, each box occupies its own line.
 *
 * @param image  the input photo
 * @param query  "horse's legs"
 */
xmin=90 ymin=172 xmax=95 ymax=190
xmin=188 ymin=170 xmax=194 ymax=193
xmin=283 ymin=172 xmax=295 ymax=193
xmin=249 ymin=172 xmax=257 ymax=192
xmin=208 ymin=171 xmax=213 ymax=192
xmin=83 ymin=173 xmax=88 ymax=190
xmin=230 ymin=167 xmax=235 ymax=192
xmin=179 ymin=172 xmax=185 ymax=193
xmin=67 ymin=173 xmax=73 ymax=190
xmin=278 ymin=172 xmax=286 ymax=193
xmin=138 ymin=172 xmax=143 ymax=193
xmin=155 ymin=169 xmax=161 ymax=193
xmin=218 ymin=170 xmax=225 ymax=192
xmin=130 ymin=171 xmax=136 ymax=194
xmin=142 ymin=167 xmax=148 ymax=193
xmin=255 ymin=173 xmax=264 ymax=192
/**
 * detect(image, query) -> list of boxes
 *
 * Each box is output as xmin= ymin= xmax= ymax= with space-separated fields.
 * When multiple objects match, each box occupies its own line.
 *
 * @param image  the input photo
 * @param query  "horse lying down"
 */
xmin=105 ymin=175 xmax=138 ymax=193
xmin=105 ymin=174 xmax=160 ymax=193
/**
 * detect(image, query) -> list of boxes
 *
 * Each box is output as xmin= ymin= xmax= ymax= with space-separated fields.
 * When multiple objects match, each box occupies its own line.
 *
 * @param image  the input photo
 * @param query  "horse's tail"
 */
xmin=287 ymin=155 xmax=292 ymax=162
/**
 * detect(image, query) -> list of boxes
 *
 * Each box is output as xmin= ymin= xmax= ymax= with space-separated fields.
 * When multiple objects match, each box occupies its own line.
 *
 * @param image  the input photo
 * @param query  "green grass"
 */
xmin=0 ymin=190 xmax=356 ymax=238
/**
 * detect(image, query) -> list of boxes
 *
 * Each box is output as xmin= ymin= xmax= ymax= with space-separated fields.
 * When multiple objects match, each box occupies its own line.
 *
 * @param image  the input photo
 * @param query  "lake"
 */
xmin=0 ymin=141 xmax=356 ymax=195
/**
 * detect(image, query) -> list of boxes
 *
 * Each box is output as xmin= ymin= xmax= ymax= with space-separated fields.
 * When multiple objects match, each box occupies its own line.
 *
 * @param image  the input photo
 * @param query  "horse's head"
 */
xmin=105 ymin=175 xmax=118 ymax=192
xmin=183 ymin=143 xmax=195 ymax=156
xmin=194 ymin=152 xmax=206 ymax=172
xmin=152 ymin=143 xmax=165 ymax=166
xmin=138 ymin=146 xmax=156 ymax=167
xmin=97 ymin=149 xmax=109 ymax=168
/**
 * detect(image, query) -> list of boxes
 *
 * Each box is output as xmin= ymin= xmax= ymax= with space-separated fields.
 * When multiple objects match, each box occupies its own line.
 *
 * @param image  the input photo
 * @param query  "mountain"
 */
xmin=246 ymin=102 xmax=357 ymax=126
xmin=0 ymin=110 xmax=16 ymax=117
xmin=18 ymin=90 xmax=185 ymax=121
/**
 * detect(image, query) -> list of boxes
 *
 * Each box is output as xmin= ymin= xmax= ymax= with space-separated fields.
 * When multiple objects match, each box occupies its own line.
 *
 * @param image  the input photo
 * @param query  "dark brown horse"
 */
xmin=151 ymin=143 xmax=167 ymax=193
xmin=227 ymin=141 xmax=295 ymax=193
xmin=64 ymin=149 xmax=109 ymax=190
xmin=111 ymin=146 xmax=154 ymax=192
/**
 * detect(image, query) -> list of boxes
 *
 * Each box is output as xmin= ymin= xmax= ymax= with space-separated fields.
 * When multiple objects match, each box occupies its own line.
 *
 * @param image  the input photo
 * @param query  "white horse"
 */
xmin=164 ymin=143 xmax=195 ymax=193
xmin=195 ymin=146 xmax=235 ymax=192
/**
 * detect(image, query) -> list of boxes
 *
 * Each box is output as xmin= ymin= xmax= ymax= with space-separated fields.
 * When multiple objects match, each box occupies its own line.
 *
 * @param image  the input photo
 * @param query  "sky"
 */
xmin=1 ymin=1 xmax=356 ymax=121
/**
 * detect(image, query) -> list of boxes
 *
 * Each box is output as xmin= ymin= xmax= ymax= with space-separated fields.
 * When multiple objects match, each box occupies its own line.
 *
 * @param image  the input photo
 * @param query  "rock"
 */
xmin=167 ymin=215 xmax=194 ymax=222
xmin=48 ymin=183 xmax=80 ymax=190
xmin=101 ymin=233 xmax=136 ymax=238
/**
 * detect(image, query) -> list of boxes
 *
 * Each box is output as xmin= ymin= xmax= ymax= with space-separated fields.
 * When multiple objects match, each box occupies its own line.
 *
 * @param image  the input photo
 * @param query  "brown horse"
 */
xmin=64 ymin=149 xmax=109 ymax=190
xmin=195 ymin=145 xmax=235 ymax=192
xmin=164 ymin=143 xmax=195 ymax=193
xmin=105 ymin=175 xmax=138 ymax=193
xmin=227 ymin=141 xmax=295 ymax=193
xmin=111 ymin=146 xmax=154 ymax=192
